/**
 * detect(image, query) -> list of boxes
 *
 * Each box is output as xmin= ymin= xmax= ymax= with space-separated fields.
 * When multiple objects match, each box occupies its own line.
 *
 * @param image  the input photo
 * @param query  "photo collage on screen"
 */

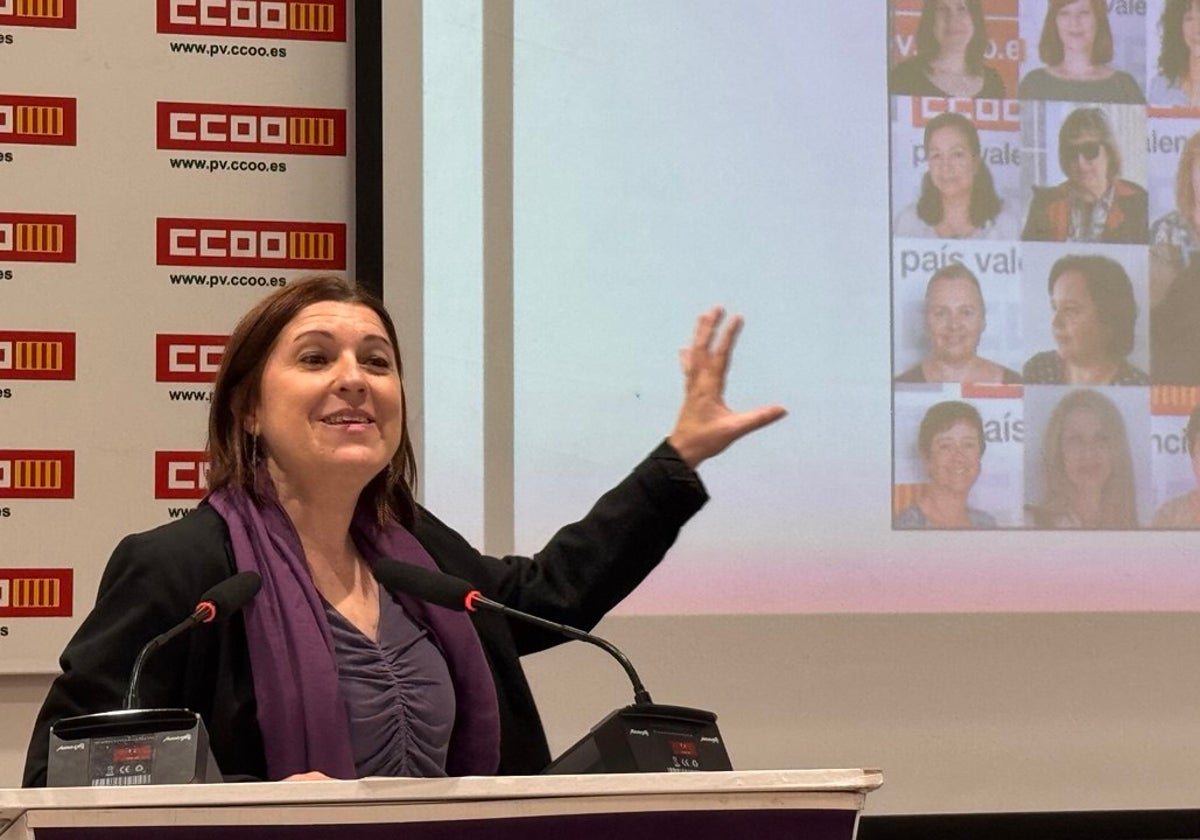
xmin=890 ymin=0 xmax=1200 ymax=530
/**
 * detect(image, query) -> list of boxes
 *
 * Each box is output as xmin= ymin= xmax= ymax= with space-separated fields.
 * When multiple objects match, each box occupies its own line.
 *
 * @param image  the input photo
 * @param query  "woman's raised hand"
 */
xmin=666 ymin=307 xmax=787 ymax=469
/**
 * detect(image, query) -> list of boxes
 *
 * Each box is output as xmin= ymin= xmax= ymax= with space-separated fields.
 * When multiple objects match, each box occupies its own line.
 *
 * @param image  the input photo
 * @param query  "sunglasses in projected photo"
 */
xmin=1067 ymin=141 xmax=1103 ymax=161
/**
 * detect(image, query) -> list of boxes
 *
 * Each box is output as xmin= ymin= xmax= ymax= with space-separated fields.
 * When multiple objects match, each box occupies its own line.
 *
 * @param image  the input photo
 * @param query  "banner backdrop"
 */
xmin=1 ymin=0 xmax=356 ymax=673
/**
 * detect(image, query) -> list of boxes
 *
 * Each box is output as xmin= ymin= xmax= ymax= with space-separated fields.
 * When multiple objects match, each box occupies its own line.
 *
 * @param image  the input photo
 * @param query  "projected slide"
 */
xmin=890 ymin=0 xmax=1200 ymax=531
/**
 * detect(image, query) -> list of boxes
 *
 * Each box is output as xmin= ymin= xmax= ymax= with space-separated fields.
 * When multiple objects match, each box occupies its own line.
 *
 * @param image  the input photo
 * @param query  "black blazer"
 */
xmin=24 ymin=442 xmax=706 ymax=785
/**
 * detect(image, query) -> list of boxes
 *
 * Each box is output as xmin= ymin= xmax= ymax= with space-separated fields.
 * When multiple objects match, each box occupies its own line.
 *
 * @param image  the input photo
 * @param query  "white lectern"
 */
xmin=0 ymin=769 xmax=882 ymax=839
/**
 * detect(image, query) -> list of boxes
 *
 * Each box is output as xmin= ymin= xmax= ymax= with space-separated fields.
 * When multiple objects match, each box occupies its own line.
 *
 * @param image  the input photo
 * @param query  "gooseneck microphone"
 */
xmin=372 ymin=559 xmax=654 ymax=705
xmin=123 ymin=571 xmax=262 ymax=709
xmin=48 ymin=570 xmax=264 ymax=786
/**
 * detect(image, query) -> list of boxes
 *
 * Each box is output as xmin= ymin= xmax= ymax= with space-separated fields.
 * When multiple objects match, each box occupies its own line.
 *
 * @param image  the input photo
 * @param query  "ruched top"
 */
xmin=325 ymin=585 xmax=457 ymax=777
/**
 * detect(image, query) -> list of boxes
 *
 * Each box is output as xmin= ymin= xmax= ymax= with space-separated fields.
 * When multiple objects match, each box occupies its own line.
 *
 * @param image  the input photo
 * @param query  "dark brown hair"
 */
xmin=205 ymin=275 xmax=417 ymax=527
xmin=1158 ymin=0 xmax=1200 ymax=84
xmin=917 ymin=400 xmax=986 ymax=459
xmin=913 ymin=0 xmax=990 ymax=74
xmin=915 ymin=112 xmax=1003 ymax=228
xmin=1047 ymin=254 xmax=1138 ymax=359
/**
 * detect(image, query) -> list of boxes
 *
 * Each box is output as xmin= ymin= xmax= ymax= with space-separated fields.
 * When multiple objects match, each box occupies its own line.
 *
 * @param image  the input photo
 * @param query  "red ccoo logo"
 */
xmin=0 ymin=450 xmax=75 ymax=499
xmin=156 ymin=334 xmax=227 ymax=383
xmin=0 ymin=569 xmax=73 ymax=618
xmin=0 ymin=95 xmax=77 ymax=146
xmin=910 ymin=97 xmax=1019 ymax=133
xmin=157 ymin=102 xmax=346 ymax=156
xmin=0 ymin=213 xmax=77 ymax=263
xmin=155 ymin=451 xmax=209 ymax=499
xmin=0 ymin=330 xmax=76 ymax=381
xmin=156 ymin=216 xmax=346 ymax=269
xmin=157 ymin=0 xmax=346 ymax=41
xmin=0 ymin=0 xmax=76 ymax=29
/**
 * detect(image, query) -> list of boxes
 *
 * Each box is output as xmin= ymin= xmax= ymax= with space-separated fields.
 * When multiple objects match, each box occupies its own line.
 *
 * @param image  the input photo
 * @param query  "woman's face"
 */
xmin=1060 ymin=406 xmax=1114 ymax=497
xmin=1051 ymin=269 xmax=1110 ymax=366
xmin=1064 ymin=132 xmax=1110 ymax=200
xmin=1056 ymin=0 xmax=1097 ymax=57
xmin=251 ymin=301 xmax=403 ymax=493
xmin=932 ymin=0 xmax=974 ymax=54
xmin=926 ymin=125 xmax=977 ymax=201
xmin=923 ymin=419 xmax=983 ymax=497
xmin=925 ymin=275 xmax=985 ymax=364
xmin=1183 ymin=2 xmax=1200 ymax=56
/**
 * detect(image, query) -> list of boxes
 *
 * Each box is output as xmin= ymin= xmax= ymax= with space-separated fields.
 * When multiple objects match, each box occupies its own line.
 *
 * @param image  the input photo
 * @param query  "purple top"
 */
xmin=207 ymin=469 xmax=500 ymax=780
xmin=325 ymin=585 xmax=456 ymax=777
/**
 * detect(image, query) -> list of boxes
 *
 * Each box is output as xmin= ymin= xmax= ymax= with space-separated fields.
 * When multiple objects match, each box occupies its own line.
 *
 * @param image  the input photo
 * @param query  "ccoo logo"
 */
xmin=0 ymin=450 xmax=75 ymax=499
xmin=156 ymin=216 xmax=346 ymax=269
xmin=156 ymin=334 xmax=227 ymax=383
xmin=910 ymin=96 xmax=1019 ymax=133
xmin=155 ymin=451 xmax=209 ymax=499
xmin=157 ymin=0 xmax=346 ymax=41
xmin=0 ymin=213 xmax=77 ymax=263
xmin=0 ymin=569 xmax=73 ymax=618
xmin=0 ymin=95 xmax=77 ymax=146
xmin=0 ymin=330 xmax=76 ymax=381
xmin=157 ymin=101 xmax=346 ymax=156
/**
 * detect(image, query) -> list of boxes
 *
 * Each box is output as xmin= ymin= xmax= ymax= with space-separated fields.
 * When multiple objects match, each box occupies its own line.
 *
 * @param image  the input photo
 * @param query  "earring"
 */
xmin=251 ymin=434 xmax=260 ymax=464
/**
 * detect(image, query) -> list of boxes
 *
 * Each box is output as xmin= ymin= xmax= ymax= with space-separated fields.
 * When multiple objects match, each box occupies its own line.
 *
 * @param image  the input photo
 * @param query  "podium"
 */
xmin=0 ymin=769 xmax=882 ymax=839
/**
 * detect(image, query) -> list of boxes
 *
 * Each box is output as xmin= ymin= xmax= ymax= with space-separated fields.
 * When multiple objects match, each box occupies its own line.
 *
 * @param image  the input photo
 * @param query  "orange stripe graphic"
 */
xmin=16 ymin=223 xmax=64 ymax=253
xmin=289 ymin=231 xmax=332 ymax=260
xmin=15 ymin=106 xmax=63 ymax=136
xmin=291 ymin=3 xmax=334 ymax=32
xmin=288 ymin=117 xmax=334 ymax=147
xmin=17 ymin=0 xmax=64 ymax=18
xmin=1152 ymin=385 xmax=1200 ymax=415
xmin=15 ymin=341 xmax=63 ymax=371
xmin=14 ymin=577 xmax=60 ymax=608
xmin=15 ymin=459 xmax=62 ymax=490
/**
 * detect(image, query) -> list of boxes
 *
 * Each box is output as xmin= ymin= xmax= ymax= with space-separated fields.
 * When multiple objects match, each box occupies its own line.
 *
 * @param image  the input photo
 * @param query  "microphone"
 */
xmin=47 ymin=570 xmax=262 ymax=787
xmin=124 ymin=571 xmax=261 ymax=709
xmin=371 ymin=558 xmax=732 ymax=775
xmin=372 ymin=559 xmax=654 ymax=705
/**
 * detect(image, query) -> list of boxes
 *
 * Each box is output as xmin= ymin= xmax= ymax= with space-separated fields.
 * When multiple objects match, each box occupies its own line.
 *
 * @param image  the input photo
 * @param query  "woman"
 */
xmin=23 ymin=277 xmax=785 ymax=785
xmin=1029 ymin=389 xmax=1138 ymax=529
xmin=1023 ymin=254 xmax=1148 ymax=386
xmin=1017 ymin=0 xmax=1144 ymax=103
xmin=1150 ymin=0 xmax=1200 ymax=106
xmin=895 ymin=400 xmax=996 ymax=529
xmin=1150 ymin=130 xmax=1200 ymax=308
xmin=1021 ymin=108 xmax=1148 ymax=244
xmin=895 ymin=263 xmax=1021 ymax=384
xmin=1151 ymin=406 xmax=1200 ymax=527
xmin=893 ymin=112 xmax=1020 ymax=240
xmin=890 ymin=0 xmax=1006 ymax=98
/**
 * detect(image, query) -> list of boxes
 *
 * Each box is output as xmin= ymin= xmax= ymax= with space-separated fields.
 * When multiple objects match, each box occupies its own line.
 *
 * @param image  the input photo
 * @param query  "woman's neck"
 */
xmin=935 ymin=197 xmax=976 ymax=237
xmin=928 ymin=48 xmax=968 ymax=74
xmin=918 ymin=483 xmax=972 ymax=527
xmin=268 ymin=464 xmax=362 ymax=573
xmin=924 ymin=354 xmax=983 ymax=383
xmin=1069 ymin=488 xmax=1104 ymax=527
xmin=1062 ymin=356 xmax=1119 ymax=385
xmin=1055 ymin=53 xmax=1105 ymax=79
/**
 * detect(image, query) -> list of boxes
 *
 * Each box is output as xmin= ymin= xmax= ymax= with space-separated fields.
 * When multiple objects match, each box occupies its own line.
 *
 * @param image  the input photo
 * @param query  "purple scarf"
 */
xmin=206 ymin=477 xmax=500 ymax=780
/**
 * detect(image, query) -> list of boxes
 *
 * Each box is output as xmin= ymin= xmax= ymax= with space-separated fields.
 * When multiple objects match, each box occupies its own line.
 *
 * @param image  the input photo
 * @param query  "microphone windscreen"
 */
xmin=197 ymin=571 xmax=262 ymax=621
xmin=372 ymin=559 xmax=472 ymax=611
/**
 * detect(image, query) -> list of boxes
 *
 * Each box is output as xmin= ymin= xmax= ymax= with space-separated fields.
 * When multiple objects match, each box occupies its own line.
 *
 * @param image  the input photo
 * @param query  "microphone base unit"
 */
xmin=543 ymin=703 xmax=732 ymax=775
xmin=47 ymin=708 xmax=222 ymax=787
